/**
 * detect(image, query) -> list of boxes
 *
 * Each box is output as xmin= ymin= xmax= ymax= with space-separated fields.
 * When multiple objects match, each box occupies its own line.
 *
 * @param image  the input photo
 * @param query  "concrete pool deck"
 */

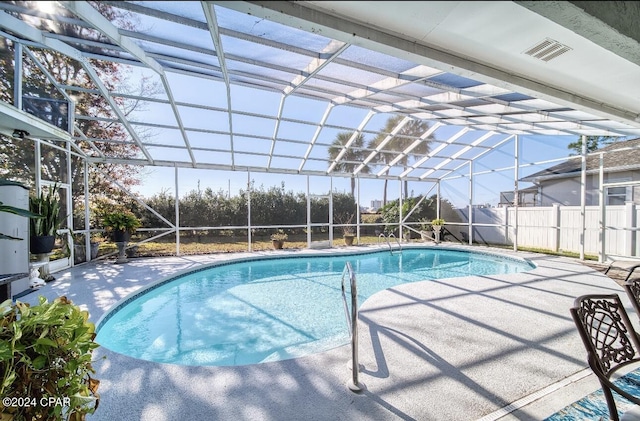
xmin=20 ymin=244 xmax=633 ymax=420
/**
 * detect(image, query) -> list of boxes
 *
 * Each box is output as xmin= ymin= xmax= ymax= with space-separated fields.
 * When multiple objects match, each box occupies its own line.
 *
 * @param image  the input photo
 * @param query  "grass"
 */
xmin=99 ymin=234 xmax=387 ymax=256
xmin=488 ymin=244 xmax=599 ymax=261
xmin=54 ymin=232 xmax=598 ymax=262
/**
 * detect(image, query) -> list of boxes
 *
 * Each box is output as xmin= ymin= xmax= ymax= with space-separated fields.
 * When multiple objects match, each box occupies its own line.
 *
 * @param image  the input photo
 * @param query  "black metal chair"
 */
xmin=570 ymin=294 xmax=640 ymax=421
xmin=605 ymin=260 xmax=640 ymax=283
xmin=625 ymin=280 xmax=640 ymax=322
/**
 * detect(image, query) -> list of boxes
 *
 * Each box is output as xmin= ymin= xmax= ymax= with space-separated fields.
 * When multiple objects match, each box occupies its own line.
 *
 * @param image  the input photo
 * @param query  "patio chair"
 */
xmin=605 ymin=260 xmax=640 ymax=283
xmin=570 ymin=294 xmax=640 ymax=421
xmin=625 ymin=279 xmax=640 ymax=322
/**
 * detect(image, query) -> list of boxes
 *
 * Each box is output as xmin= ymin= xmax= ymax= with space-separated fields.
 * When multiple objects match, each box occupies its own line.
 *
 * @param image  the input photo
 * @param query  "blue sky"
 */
xmin=122 ymin=65 xmax=580 ymax=209
xmin=116 ymin=16 xmax=581 ymax=210
xmin=129 ymin=121 xmax=578 ymax=210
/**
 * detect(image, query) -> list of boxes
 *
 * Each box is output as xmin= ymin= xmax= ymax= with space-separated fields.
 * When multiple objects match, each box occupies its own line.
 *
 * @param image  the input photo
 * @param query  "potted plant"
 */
xmin=342 ymin=220 xmax=356 ymax=246
xmin=431 ymin=218 xmax=445 ymax=243
xmin=343 ymin=227 xmax=356 ymax=246
xmin=125 ymin=243 xmax=139 ymax=258
xmin=270 ymin=229 xmax=288 ymax=249
xmin=0 ymin=296 xmax=100 ymax=420
xmin=29 ymin=183 xmax=62 ymax=255
xmin=102 ymin=209 xmax=141 ymax=243
xmin=337 ymin=213 xmax=356 ymax=246
xmin=72 ymin=232 xmax=102 ymax=264
xmin=419 ymin=218 xmax=432 ymax=241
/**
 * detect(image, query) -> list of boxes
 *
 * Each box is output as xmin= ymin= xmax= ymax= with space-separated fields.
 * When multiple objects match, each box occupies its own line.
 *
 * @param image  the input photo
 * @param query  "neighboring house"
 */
xmin=516 ymin=138 xmax=640 ymax=206
xmin=497 ymin=186 xmax=539 ymax=207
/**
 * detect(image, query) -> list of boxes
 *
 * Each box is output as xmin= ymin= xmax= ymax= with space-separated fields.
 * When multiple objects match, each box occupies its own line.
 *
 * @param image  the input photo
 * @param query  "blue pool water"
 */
xmin=545 ymin=369 xmax=640 ymax=420
xmin=96 ymin=247 xmax=535 ymax=366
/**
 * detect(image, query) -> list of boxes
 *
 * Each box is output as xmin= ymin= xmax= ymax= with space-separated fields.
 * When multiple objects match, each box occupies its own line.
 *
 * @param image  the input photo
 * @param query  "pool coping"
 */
xmin=94 ymin=243 xmax=536 ymax=335
xmin=22 ymin=244 xmax=628 ymax=421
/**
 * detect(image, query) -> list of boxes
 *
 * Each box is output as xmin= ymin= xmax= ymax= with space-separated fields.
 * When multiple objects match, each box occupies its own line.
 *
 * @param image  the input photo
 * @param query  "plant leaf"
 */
xmin=0 ymin=203 xmax=43 ymax=218
xmin=32 ymin=355 xmax=47 ymax=369
xmin=35 ymin=337 xmax=57 ymax=348
xmin=0 ymin=233 xmax=23 ymax=240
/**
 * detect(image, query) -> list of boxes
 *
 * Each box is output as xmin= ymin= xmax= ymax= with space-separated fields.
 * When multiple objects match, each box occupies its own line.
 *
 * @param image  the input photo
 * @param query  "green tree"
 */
xmin=327 ymin=131 xmax=370 ymax=197
xmin=141 ymin=189 xmax=176 ymax=228
xmin=369 ymin=116 xmax=433 ymax=203
xmin=332 ymin=192 xmax=358 ymax=235
xmin=0 ymin=2 xmax=159 ymax=228
xmin=379 ymin=194 xmax=456 ymax=234
xmin=567 ymin=136 xmax=618 ymax=155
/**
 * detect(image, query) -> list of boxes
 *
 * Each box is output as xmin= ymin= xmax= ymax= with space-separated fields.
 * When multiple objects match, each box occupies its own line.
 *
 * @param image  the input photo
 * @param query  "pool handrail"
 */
xmin=378 ymin=232 xmax=387 ymax=247
xmin=378 ymin=232 xmax=402 ymax=254
xmin=341 ymin=261 xmax=361 ymax=392
xmin=387 ymin=232 xmax=402 ymax=253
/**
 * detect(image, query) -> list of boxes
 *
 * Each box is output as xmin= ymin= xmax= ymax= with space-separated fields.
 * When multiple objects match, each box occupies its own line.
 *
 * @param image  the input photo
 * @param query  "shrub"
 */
xmin=0 ymin=296 xmax=100 ymax=420
xmin=270 ymin=229 xmax=288 ymax=241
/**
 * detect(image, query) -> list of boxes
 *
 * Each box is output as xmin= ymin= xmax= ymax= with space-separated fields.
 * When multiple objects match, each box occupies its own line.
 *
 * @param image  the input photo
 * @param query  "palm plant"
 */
xmin=369 ymin=116 xmax=433 ymax=204
xmin=327 ymin=131 xmax=370 ymax=197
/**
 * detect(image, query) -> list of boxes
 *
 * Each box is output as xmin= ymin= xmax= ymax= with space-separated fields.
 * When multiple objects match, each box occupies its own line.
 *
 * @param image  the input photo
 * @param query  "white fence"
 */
xmin=451 ymin=203 xmax=639 ymax=260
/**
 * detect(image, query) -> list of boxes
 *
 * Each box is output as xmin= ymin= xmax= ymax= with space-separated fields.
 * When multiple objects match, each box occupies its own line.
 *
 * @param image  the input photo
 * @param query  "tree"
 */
xmin=369 ymin=115 xmax=433 ymax=203
xmin=567 ymin=136 xmax=618 ymax=155
xmin=379 ymin=194 xmax=457 ymax=235
xmin=0 ymin=2 xmax=160 ymax=228
xmin=327 ymin=131 xmax=370 ymax=197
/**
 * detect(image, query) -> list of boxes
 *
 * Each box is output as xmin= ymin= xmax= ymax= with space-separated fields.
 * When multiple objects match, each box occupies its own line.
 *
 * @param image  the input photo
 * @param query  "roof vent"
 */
xmin=524 ymin=38 xmax=572 ymax=62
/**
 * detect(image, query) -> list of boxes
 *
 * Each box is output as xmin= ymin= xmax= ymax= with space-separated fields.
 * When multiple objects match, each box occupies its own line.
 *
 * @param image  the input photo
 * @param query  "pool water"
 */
xmin=96 ymin=248 xmax=535 ymax=366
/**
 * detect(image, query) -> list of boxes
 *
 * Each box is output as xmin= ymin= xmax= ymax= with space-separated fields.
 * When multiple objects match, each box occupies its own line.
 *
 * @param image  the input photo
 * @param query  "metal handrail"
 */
xmin=341 ymin=261 xmax=361 ymax=392
xmin=378 ymin=232 xmax=402 ymax=254
xmin=387 ymin=232 xmax=402 ymax=253
xmin=378 ymin=232 xmax=389 ymax=250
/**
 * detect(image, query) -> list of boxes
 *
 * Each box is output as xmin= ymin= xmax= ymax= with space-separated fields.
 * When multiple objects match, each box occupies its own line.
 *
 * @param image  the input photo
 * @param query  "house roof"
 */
xmin=520 ymin=138 xmax=640 ymax=183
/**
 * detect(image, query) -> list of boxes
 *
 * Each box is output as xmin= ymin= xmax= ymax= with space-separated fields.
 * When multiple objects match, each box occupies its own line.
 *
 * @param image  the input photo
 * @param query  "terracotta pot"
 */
xmin=344 ymin=235 xmax=355 ymax=246
xmin=272 ymin=239 xmax=284 ymax=249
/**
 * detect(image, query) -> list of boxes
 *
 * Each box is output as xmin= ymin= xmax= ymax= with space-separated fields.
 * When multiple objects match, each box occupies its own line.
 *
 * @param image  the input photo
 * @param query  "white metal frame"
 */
xmin=2 ymin=2 xmax=640 ymax=267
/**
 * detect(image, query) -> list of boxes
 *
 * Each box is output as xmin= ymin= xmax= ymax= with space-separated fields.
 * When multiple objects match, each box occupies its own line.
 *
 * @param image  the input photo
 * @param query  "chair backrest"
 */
xmin=624 ymin=279 xmax=640 ymax=320
xmin=570 ymin=294 xmax=640 ymax=421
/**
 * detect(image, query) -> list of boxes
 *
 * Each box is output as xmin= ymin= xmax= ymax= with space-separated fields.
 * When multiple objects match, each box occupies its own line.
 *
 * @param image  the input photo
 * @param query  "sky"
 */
xmin=128 ymin=123 xmax=578 ymax=210
xmin=110 ymin=7 xmax=583 ymax=211
xmin=16 ymin=1 xmax=610 ymax=211
xmin=123 ymin=66 xmax=580 ymax=209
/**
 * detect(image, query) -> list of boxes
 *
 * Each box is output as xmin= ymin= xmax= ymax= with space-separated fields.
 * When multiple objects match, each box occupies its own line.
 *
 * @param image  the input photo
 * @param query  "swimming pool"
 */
xmin=95 ymin=247 xmax=535 ymax=366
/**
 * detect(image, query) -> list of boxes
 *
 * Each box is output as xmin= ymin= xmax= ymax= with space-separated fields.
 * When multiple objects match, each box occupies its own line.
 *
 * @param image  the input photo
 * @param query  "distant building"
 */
xmin=370 ymin=199 xmax=382 ymax=212
xmin=501 ymin=138 xmax=640 ymax=206
xmin=497 ymin=186 xmax=540 ymax=207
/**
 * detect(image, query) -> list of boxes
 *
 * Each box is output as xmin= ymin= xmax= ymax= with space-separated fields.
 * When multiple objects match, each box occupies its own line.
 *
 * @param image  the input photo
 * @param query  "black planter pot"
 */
xmin=112 ymin=230 xmax=131 ymax=243
xmin=30 ymin=235 xmax=55 ymax=254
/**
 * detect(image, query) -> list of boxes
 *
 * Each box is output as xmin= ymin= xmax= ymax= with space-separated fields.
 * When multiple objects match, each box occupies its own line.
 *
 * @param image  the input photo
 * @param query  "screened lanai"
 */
xmin=1 ymin=1 xmax=640 ymax=271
